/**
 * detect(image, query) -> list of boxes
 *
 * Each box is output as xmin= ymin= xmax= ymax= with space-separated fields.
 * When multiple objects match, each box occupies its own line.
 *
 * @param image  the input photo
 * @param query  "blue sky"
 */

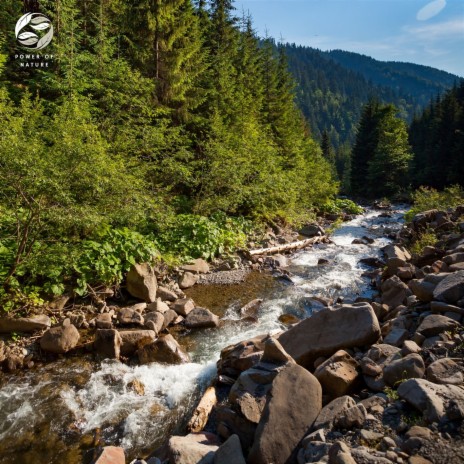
xmin=234 ymin=0 xmax=464 ymax=76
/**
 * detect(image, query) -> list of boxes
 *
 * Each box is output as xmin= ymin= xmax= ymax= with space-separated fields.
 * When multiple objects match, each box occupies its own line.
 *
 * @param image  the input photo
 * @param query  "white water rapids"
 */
xmin=0 ymin=208 xmax=405 ymax=463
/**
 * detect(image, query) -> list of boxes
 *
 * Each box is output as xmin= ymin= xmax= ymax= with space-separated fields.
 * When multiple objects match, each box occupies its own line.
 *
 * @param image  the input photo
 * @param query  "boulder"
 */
xmin=185 ymin=307 xmax=220 ymax=329
xmin=314 ymin=350 xmax=359 ymax=398
xmin=94 ymin=446 xmax=125 ymax=464
xmin=443 ymin=252 xmax=464 ymax=265
xmin=40 ymin=324 xmax=80 ymax=354
xmin=144 ymin=312 xmax=164 ymax=335
xmin=94 ymin=329 xmax=122 ymax=359
xmin=362 ymin=344 xmax=402 ymax=391
xmin=147 ymin=298 xmax=171 ymax=314
xmin=416 ymin=314 xmax=460 ymax=337
xmin=426 ymin=358 xmax=464 ymax=385
xmin=126 ymin=263 xmax=158 ymax=303
xmin=168 ymin=433 xmax=219 ymax=464
xmin=248 ymin=363 xmax=322 ymax=464
xmin=433 ymin=270 xmax=464 ymax=304
xmin=383 ymin=245 xmax=411 ymax=262
xmin=96 ymin=313 xmax=113 ymax=330
xmin=179 ymin=272 xmax=199 ymax=290
xmin=381 ymin=276 xmax=410 ymax=308
xmin=180 ymin=259 xmax=210 ymax=274
xmin=336 ymin=404 xmax=367 ymax=429
xmin=383 ymin=353 xmax=425 ymax=387
xmin=384 ymin=328 xmax=409 ymax=347
xmin=298 ymin=441 xmax=330 ymax=464
xmin=156 ymin=286 xmax=178 ymax=302
xmin=119 ymin=330 xmax=156 ymax=356
xmin=261 ymin=337 xmax=294 ymax=365
xmin=278 ymin=303 xmax=380 ymax=369
xmin=240 ymin=299 xmax=263 ymax=317
xmin=402 ymin=340 xmax=421 ymax=356
xmin=217 ymin=334 xmax=266 ymax=378
xmin=138 ymin=334 xmax=190 ymax=365
xmin=408 ymin=280 xmax=435 ymax=303
xmin=117 ymin=307 xmax=144 ymax=326
xmin=215 ymin=406 xmax=257 ymax=453
xmin=213 ymin=434 xmax=246 ymax=464
xmin=328 ymin=441 xmax=356 ymax=464
xmin=0 ymin=315 xmax=51 ymax=334
xmin=313 ymin=395 xmax=356 ymax=430
xmin=162 ymin=309 xmax=178 ymax=330
xmin=300 ymin=223 xmax=324 ymax=237
xmin=398 ymin=378 xmax=464 ymax=423
xmin=173 ymin=298 xmax=195 ymax=317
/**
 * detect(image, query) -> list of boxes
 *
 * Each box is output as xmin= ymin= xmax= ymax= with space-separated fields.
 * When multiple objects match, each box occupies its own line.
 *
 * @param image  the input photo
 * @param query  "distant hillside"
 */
xmin=283 ymin=44 xmax=460 ymax=148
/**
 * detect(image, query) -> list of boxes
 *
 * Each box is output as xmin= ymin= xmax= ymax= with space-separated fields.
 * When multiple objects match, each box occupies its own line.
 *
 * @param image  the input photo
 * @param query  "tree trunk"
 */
xmin=187 ymin=386 xmax=217 ymax=433
xmin=248 ymin=236 xmax=327 ymax=256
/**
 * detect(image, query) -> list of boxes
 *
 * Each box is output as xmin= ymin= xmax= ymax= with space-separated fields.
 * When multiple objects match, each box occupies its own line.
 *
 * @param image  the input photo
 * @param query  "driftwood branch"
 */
xmin=187 ymin=386 xmax=217 ymax=433
xmin=248 ymin=236 xmax=326 ymax=256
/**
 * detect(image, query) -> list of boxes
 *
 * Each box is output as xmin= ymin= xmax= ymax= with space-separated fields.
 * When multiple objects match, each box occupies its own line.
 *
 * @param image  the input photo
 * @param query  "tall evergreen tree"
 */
xmin=350 ymin=98 xmax=381 ymax=196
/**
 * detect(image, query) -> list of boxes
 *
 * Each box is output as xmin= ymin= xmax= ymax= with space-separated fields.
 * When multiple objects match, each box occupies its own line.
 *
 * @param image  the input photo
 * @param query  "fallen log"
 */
xmin=248 ymin=236 xmax=326 ymax=256
xmin=187 ymin=386 xmax=217 ymax=433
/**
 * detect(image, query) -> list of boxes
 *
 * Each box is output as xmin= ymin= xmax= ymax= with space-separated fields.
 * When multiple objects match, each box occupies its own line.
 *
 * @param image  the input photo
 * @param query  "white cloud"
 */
xmin=417 ymin=0 xmax=447 ymax=21
xmin=405 ymin=18 xmax=464 ymax=40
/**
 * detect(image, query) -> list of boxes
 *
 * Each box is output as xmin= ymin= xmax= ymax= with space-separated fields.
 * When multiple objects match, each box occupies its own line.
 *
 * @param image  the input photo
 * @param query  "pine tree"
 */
xmin=350 ymin=98 xmax=381 ymax=196
xmin=367 ymin=105 xmax=412 ymax=197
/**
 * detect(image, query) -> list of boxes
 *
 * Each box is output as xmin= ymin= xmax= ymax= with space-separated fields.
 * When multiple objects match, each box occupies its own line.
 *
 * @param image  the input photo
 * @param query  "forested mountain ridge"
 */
xmin=283 ymin=44 xmax=460 ymax=147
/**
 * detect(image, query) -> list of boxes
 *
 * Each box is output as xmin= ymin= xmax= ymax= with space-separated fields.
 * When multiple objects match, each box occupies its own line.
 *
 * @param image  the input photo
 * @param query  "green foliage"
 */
xmin=158 ymin=213 xmax=252 ymax=261
xmin=404 ymin=185 xmax=464 ymax=222
xmin=320 ymin=198 xmax=363 ymax=215
xmin=0 ymin=0 xmax=338 ymax=303
xmin=351 ymin=101 xmax=413 ymax=198
xmin=73 ymin=228 xmax=159 ymax=296
xmin=384 ymin=386 xmax=399 ymax=401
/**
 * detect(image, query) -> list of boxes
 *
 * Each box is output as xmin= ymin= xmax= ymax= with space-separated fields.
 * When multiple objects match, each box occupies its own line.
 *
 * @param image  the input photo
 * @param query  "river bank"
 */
xmin=0 ymin=205 xmax=410 ymax=463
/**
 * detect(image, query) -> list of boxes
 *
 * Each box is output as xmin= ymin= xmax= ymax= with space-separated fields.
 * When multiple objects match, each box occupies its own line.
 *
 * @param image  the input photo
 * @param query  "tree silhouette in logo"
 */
xmin=15 ymin=13 xmax=54 ymax=51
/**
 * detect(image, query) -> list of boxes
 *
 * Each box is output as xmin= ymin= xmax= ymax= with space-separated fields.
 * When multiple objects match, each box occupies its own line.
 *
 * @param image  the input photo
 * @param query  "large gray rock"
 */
xmin=381 ymin=276 xmax=410 ymax=308
xmin=426 ymin=358 xmax=464 ymax=385
xmin=138 ymin=334 xmax=190 ymax=365
xmin=185 ymin=307 xmax=219 ymax=329
xmin=0 ymin=315 xmax=51 ymax=334
xmin=119 ymin=330 xmax=156 ymax=356
xmin=40 ymin=324 xmax=80 ymax=354
xmin=416 ymin=314 xmax=460 ymax=337
xmin=383 ymin=353 xmax=425 ymax=387
xmin=213 ymin=434 xmax=246 ymax=464
xmin=278 ymin=303 xmax=380 ymax=368
xmin=247 ymin=363 xmax=322 ymax=464
xmin=168 ymin=433 xmax=219 ymax=464
xmin=313 ymin=395 xmax=356 ymax=430
xmin=398 ymin=378 xmax=464 ymax=422
xmin=126 ymin=263 xmax=158 ymax=303
xmin=408 ymin=280 xmax=435 ymax=303
xmin=94 ymin=329 xmax=121 ymax=359
xmin=433 ymin=270 xmax=464 ymax=304
xmin=156 ymin=286 xmax=178 ymax=302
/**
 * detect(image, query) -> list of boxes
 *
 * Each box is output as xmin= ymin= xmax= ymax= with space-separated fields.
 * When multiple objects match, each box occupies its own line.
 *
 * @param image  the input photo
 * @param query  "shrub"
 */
xmin=320 ymin=198 xmax=363 ymax=216
xmin=157 ymin=213 xmax=252 ymax=261
xmin=404 ymin=185 xmax=464 ymax=222
xmin=410 ymin=231 xmax=438 ymax=256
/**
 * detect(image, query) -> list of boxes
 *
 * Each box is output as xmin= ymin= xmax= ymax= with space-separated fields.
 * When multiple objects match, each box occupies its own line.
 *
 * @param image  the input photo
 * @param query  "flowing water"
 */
xmin=0 ymin=208 xmax=405 ymax=463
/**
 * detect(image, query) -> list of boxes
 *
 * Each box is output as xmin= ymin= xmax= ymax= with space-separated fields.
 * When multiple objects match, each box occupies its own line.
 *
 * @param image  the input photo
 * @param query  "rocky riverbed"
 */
xmin=1 ymin=205 xmax=463 ymax=464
